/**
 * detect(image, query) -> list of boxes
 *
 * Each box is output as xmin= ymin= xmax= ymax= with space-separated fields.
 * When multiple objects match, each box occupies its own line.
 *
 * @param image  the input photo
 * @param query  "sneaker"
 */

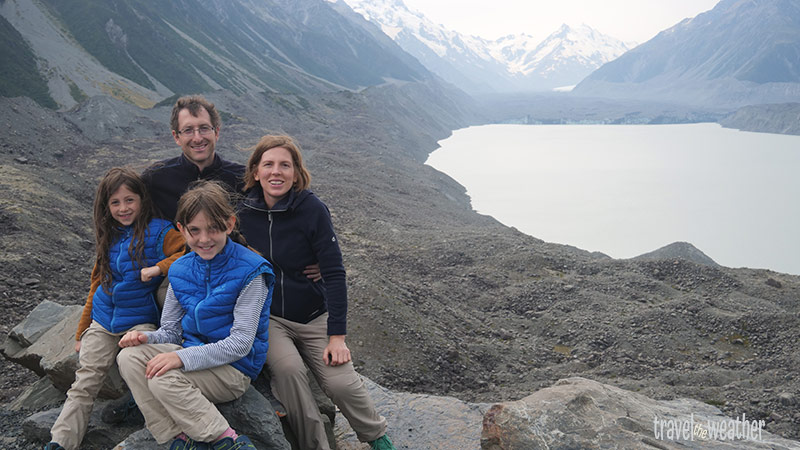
xmin=369 ymin=435 xmax=396 ymax=450
xmin=43 ymin=443 xmax=65 ymax=450
xmin=211 ymin=434 xmax=257 ymax=449
xmin=170 ymin=435 xmax=210 ymax=450
xmin=101 ymin=391 xmax=144 ymax=425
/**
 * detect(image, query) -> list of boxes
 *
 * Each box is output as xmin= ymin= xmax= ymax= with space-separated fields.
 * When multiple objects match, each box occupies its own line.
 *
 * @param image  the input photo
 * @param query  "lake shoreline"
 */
xmin=427 ymin=123 xmax=800 ymax=275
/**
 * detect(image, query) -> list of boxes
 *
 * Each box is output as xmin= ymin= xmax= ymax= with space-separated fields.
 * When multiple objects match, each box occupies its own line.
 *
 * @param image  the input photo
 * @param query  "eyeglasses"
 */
xmin=177 ymin=125 xmax=215 ymax=137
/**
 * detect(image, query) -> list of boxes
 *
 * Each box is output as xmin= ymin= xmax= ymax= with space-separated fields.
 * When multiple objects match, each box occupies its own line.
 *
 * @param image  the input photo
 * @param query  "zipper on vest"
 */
xmin=111 ymin=228 xmax=130 ymax=331
xmin=194 ymin=260 xmax=212 ymax=333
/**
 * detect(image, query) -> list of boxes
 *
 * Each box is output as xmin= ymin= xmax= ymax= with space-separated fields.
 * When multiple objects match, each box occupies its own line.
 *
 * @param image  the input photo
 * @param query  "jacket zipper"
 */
xmin=268 ymin=211 xmax=285 ymax=317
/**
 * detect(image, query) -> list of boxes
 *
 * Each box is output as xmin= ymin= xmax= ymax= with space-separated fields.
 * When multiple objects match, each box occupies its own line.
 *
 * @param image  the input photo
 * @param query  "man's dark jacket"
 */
xmin=142 ymin=154 xmax=245 ymax=222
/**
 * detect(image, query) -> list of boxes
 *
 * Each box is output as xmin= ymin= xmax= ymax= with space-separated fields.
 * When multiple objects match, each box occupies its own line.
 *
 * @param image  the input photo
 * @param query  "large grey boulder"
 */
xmin=1 ymin=300 xmax=126 ymax=398
xmin=480 ymin=377 xmax=800 ymax=449
xmin=7 ymin=376 xmax=63 ymax=411
xmin=335 ymin=376 xmax=491 ymax=449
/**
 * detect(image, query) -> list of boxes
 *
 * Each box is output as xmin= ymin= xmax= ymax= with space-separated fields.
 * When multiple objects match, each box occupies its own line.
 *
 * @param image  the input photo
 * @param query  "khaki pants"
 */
xmin=50 ymin=321 xmax=156 ymax=450
xmin=116 ymin=343 xmax=250 ymax=444
xmin=267 ymin=314 xmax=386 ymax=450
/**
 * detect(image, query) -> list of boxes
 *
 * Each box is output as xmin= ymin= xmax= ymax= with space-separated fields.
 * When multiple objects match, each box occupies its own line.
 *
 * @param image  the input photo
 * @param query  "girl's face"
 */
xmin=178 ymin=210 xmax=235 ymax=260
xmin=108 ymin=184 xmax=142 ymax=227
xmin=254 ymin=147 xmax=297 ymax=208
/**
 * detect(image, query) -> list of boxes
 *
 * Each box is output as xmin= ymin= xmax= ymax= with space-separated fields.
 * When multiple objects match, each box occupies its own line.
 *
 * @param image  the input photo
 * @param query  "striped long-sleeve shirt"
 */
xmin=143 ymin=276 xmax=268 ymax=372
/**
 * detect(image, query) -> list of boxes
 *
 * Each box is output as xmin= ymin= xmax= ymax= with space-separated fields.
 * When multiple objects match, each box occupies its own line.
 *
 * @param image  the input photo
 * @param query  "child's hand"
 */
xmin=140 ymin=266 xmax=162 ymax=282
xmin=145 ymin=352 xmax=183 ymax=378
xmin=323 ymin=335 xmax=351 ymax=366
xmin=119 ymin=330 xmax=148 ymax=348
xmin=75 ymin=341 xmax=81 ymax=353
xmin=303 ymin=263 xmax=322 ymax=282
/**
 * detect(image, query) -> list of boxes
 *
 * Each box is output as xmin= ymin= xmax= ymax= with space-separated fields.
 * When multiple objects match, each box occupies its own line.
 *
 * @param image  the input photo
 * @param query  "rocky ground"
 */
xmin=1 ymin=87 xmax=799 ymax=448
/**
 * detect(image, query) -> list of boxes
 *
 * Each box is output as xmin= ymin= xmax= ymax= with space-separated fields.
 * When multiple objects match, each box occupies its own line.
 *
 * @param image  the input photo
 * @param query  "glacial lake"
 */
xmin=425 ymin=123 xmax=800 ymax=275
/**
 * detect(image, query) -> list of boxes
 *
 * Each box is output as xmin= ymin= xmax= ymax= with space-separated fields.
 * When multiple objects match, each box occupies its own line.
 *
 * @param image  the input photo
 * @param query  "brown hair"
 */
xmin=169 ymin=95 xmax=221 ymax=133
xmin=175 ymin=180 xmax=247 ymax=247
xmin=93 ymin=167 xmax=155 ymax=293
xmin=243 ymin=135 xmax=311 ymax=192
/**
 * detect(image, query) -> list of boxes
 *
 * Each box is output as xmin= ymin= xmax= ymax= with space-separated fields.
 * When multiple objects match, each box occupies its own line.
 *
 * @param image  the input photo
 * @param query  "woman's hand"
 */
xmin=303 ymin=263 xmax=322 ymax=282
xmin=119 ymin=330 xmax=148 ymax=348
xmin=145 ymin=352 xmax=183 ymax=378
xmin=140 ymin=266 xmax=162 ymax=282
xmin=323 ymin=335 xmax=351 ymax=366
xmin=75 ymin=340 xmax=81 ymax=353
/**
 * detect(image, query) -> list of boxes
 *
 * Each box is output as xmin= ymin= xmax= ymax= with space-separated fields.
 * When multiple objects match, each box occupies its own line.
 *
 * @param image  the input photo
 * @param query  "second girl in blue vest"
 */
xmin=116 ymin=180 xmax=274 ymax=450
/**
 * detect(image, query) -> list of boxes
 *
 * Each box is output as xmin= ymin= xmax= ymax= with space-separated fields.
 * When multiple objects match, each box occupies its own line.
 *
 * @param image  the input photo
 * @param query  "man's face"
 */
xmin=172 ymin=107 xmax=219 ymax=171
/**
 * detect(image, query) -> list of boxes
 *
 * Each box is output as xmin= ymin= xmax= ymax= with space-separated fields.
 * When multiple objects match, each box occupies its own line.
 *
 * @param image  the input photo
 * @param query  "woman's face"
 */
xmin=254 ymin=146 xmax=298 ymax=208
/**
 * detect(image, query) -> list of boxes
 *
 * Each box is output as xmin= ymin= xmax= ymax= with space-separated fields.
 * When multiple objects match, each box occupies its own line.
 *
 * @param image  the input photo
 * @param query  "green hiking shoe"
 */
xmin=369 ymin=434 xmax=396 ymax=450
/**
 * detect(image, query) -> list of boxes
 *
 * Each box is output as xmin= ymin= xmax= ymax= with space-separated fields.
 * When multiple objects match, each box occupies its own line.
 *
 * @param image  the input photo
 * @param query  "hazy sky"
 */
xmin=400 ymin=0 xmax=721 ymax=44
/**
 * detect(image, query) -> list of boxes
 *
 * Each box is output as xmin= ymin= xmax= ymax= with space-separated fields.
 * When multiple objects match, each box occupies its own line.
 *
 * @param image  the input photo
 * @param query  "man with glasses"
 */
xmin=143 ymin=95 xmax=245 ymax=222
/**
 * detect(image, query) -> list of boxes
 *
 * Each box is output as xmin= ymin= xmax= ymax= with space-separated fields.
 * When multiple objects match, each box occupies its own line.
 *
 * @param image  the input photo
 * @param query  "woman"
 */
xmin=238 ymin=135 xmax=394 ymax=450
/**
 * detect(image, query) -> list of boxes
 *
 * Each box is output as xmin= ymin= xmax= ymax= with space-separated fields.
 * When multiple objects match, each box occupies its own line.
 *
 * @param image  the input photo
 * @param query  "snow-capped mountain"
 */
xmin=491 ymin=24 xmax=633 ymax=90
xmin=336 ymin=0 xmax=632 ymax=93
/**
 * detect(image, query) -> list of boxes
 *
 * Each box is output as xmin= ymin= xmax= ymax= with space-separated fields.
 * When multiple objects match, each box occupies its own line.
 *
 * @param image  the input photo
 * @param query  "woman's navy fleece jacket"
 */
xmin=239 ymin=187 xmax=348 ymax=336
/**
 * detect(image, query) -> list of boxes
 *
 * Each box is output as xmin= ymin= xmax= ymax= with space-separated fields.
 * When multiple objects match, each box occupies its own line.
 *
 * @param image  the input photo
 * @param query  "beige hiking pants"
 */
xmin=50 ymin=320 xmax=156 ymax=450
xmin=267 ymin=313 xmax=387 ymax=450
xmin=116 ymin=343 xmax=250 ymax=444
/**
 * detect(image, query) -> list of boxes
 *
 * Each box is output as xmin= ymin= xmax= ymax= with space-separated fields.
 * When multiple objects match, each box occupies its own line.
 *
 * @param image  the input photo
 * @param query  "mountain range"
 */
xmin=335 ymin=0 xmax=632 ymax=93
xmin=573 ymin=0 xmax=800 ymax=107
xmin=0 ymin=0 xmax=432 ymax=109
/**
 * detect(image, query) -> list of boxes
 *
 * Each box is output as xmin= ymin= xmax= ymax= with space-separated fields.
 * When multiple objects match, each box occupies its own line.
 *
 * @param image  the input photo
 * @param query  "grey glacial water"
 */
xmin=426 ymin=123 xmax=800 ymax=275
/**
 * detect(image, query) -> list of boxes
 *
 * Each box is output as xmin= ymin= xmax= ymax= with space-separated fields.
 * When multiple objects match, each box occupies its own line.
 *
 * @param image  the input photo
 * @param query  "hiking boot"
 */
xmin=369 ymin=435 xmax=396 ymax=450
xmin=43 ymin=443 xmax=65 ymax=450
xmin=101 ymin=391 xmax=144 ymax=425
xmin=211 ymin=434 xmax=257 ymax=449
xmin=170 ymin=435 xmax=210 ymax=450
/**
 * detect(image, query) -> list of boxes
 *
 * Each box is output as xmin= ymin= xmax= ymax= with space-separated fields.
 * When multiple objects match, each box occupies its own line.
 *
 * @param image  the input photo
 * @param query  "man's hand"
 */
xmin=323 ymin=335 xmax=351 ymax=366
xmin=145 ymin=352 xmax=183 ymax=378
xmin=119 ymin=330 xmax=148 ymax=348
xmin=303 ymin=263 xmax=322 ymax=282
xmin=140 ymin=266 xmax=162 ymax=282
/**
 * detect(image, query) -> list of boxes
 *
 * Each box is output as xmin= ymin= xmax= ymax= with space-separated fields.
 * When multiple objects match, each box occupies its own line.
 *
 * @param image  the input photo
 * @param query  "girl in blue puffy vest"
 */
xmin=46 ymin=167 xmax=185 ymax=450
xmin=116 ymin=180 xmax=274 ymax=450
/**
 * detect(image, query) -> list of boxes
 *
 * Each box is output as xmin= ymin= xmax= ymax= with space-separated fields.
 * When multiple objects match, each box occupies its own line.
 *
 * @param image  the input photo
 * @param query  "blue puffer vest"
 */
xmin=92 ymin=218 xmax=173 ymax=333
xmin=168 ymin=238 xmax=274 ymax=379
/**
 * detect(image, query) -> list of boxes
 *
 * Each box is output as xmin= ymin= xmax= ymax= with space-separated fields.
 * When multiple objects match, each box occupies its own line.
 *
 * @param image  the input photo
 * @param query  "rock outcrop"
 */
xmin=633 ymin=241 xmax=719 ymax=267
xmin=1 ymin=300 xmax=126 ymax=398
xmin=481 ymin=377 xmax=799 ymax=449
